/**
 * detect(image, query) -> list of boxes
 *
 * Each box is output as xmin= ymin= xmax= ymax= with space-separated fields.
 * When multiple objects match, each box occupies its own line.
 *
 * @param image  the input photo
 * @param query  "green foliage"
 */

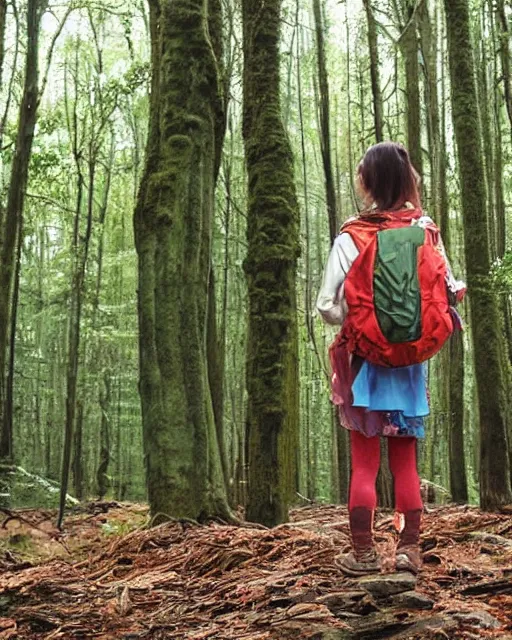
xmin=492 ymin=252 xmax=512 ymax=292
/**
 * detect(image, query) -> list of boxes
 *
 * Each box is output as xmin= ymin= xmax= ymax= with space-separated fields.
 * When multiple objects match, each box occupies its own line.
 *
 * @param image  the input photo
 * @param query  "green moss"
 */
xmin=134 ymin=0 xmax=231 ymax=521
xmin=445 ymin=0 xmax=512 ymax=509
xmin=242 ymin=0 xmax=301 ymax=526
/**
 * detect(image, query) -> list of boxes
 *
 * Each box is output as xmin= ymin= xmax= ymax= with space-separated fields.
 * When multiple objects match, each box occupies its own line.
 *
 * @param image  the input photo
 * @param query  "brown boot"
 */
xmin=336 ymin=506 xmax=381 ymax=577
xmin=395 ymin=509 xmax=422 ymax=575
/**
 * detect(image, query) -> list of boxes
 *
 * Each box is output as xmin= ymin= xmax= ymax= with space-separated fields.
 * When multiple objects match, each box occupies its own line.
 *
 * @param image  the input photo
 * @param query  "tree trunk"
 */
xmin=206 ymin=0 xmax=229 ymax=494
xmin=71 ymin=401 xmax=84 ymax=500
xmin=4 ymin=203 xmax=23 ymax=464
xmin=420 ymin=1 xmax=468 ymax=502
xmin=97 ymin=372 xmax=111 ymax=500
xmin=444 ymin=0 xmax=512 ymax=510
xmin=477 ymin=6 xmax=495 ymax=259
xmin=57 ymin=47 xmax=96 ymax=526
xmin=134 ymin=0 xmax=230 ymax=521
xmin=0 ymin=0 xmax=6 ymax=90
xmin=492 ymin=4 xmax=512 ymax=369
xmin=363 ymin=0 xmax=384 ymax=143
xmin=496 ymin=0 xmax=512 ymax=141
xmin=448 ymin=327 xmax=467 ymax=502
xmin=0 ymin=0 xmax=46 ymax=460
xmin=399 ymin=1 xmax=422 ymax=177
xmin=313 ymin=0 xmax=338 ymax=242
xmin=207 ymin=271 xmax=229 ymax=490
xmin=242 ymin=0 xmax=301 ymax=526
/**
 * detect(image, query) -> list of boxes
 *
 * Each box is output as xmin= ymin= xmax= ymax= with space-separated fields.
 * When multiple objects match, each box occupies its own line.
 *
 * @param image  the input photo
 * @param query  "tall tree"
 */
xmin=444 ymin=0 xmax=512 ymax=509
xmin=206 ymin=0 xmax=230 ymax=495
xmin=0 ymin=0 xmax=6 ymax=89
xmin=242 ymin=0 xmax=301 ymax=526
xmin=496 ymin=0 xmax=512 ymax=141
xmin=363 ymin=0 xmax=384 ymax=143
xmin=397 ymin=0 xmax=422 ymax=176
xmin=313 ymin=0 xmax=338 ymax=242
xmin=0 ymin=0 xmax=47 ymax=460
xmin=419 ymin=0 xmax=467 ymax=503
xmin=134 ymin=0 xmax=231 ymax=520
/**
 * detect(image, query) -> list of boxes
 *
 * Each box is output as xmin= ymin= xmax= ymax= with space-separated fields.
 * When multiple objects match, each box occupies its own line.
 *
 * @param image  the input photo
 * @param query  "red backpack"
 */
xmin=338 ymin=209 xmax=453 ymax=367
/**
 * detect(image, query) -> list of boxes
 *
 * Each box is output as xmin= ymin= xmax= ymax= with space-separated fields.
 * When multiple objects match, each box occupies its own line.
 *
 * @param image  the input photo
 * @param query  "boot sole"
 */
xmin=335 ymin=557 xmax=382 ymax=577
xmin=396 ymin=557 xmax=420 ymax=575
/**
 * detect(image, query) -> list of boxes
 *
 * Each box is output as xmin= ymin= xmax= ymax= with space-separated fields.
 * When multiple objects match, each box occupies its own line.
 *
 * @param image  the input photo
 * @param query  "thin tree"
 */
xmin=0 ymin=0 xmax=48 ymax=460
xmin=396 ymin=0 xmax=422 ymax=176
xmin=363 ymin=0 xmax=384 ymax=142
xmin=0 ymin=0 xmax=70 ymax=461
xmin=134 ymin=0 xmax=231 ymax=521
xmin=496 ymin=0 xmax=512 ymax=142
xmin=242 ymin=0 xmax=301 ymax=526
xmin=0 ymin=0 xmax=6 ymax=89
xmin=206 ymin=0 xmax=230 ymax=495
xmin=444 ymin=0 xmax=512 ymax=509
xmin=313 ymin=0 xmax=338 ymax=242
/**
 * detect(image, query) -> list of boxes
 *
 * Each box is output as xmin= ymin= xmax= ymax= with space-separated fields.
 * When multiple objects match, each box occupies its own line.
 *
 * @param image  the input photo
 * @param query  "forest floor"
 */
xmin=0 ymin=502 xmax=511 ymax=639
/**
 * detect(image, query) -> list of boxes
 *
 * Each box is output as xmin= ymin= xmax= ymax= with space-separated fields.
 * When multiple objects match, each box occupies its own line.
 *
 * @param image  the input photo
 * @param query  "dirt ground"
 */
xmin=0 ymin=502 xmax=511 ymax=639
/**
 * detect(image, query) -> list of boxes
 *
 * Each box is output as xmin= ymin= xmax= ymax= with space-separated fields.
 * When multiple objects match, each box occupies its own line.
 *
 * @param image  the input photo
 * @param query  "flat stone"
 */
xmin=310 ymin=632 xmax=350 ymax=640
xmin=357 ymin=572 xmax=417 ymax=598
xmin=345 ymin=612 xmax=456 ymax=639
xmin=317 ymin=590 xmax=379 ymax=617
xmin=391 ymin=590 xmax=434 ymax=610
xmin=316 ymin=591 xmax=366 ymax=611
xmin=466 ymin=531 xmax=512 ymax=548
xmin=452 ymin=610 xmax=501 ymax=630
xmin=392 ymin=614 xmax=458 ymax=639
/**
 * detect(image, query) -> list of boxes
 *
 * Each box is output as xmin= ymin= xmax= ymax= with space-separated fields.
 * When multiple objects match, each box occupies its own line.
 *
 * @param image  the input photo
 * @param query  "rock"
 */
xmin=465 ymin=531 xmax=512 ymax=548
xmin=461 ymin=577 xmax=512 ymax=596
xmin=316 ymin=591 xmax=366 ymax=611
xmin=317 ymin=590 xmax=379 ymax=617
xmin=311 ymin=632 xmax=349 ymax=640
xmin=392 ymin=614 xmax=458 ymax=639
xmin=0 ymin=464 xmax=78 ymax=509
xmin=342 ymin=612 xmax=457 ymax=639
xmin=357 ymin=572 xmax=417 ymax=598
xmin=452 ymin=610 xmax=501 ymax=630
xmin=391 ymin=590 xmax=434 ymax=610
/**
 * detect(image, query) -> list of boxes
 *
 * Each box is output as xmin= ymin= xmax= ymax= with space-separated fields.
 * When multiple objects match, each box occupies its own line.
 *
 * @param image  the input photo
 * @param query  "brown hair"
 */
xmin=357 ymin=141 xmax=421 ymax=211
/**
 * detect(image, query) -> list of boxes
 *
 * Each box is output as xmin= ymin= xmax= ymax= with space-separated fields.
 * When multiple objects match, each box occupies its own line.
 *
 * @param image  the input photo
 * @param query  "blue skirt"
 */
xmin=351 ymin=361 xmax=428 ymax=438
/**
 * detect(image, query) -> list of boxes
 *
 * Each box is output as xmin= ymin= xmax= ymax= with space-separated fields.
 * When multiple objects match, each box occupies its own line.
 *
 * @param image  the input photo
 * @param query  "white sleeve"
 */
xmin=437 ymin=234 xmax=467 ymax=303
xmin=316 ymin=233 xmax=359 ymax=325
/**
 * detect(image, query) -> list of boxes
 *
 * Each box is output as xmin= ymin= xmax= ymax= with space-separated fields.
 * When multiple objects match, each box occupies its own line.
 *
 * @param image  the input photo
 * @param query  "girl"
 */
xmin=317 ymin=142 xmax=465 ymax=576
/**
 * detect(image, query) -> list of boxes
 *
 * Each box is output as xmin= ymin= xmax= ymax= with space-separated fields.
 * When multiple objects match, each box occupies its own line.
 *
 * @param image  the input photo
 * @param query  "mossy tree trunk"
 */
xmin=420 ymin=2 xmax=467 ymax=503
xmin=242 ymin=0 xmax=301 ymax=526
xmin=134 ymin=0 xmax=231 ymax=521
xmin=493 ymin=2 xmax=512 ymax=370
xmin=444 ymin=0 xmax=512 ymax=510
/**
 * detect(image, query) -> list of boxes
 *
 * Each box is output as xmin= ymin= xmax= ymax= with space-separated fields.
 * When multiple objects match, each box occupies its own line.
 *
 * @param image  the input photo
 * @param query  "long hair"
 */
xmin=357 ymin=141 xmax=421 ymax=211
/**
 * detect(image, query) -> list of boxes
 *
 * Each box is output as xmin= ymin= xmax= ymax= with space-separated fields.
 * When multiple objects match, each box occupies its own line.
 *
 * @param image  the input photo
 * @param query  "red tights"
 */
xmin=348 ymin=430 xmax=423 ymax=513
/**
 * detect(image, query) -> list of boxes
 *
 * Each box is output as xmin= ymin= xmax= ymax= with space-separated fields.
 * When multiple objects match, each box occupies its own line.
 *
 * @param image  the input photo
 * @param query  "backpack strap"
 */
xmin=340 ymin=209 xmax=424 ymax=252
